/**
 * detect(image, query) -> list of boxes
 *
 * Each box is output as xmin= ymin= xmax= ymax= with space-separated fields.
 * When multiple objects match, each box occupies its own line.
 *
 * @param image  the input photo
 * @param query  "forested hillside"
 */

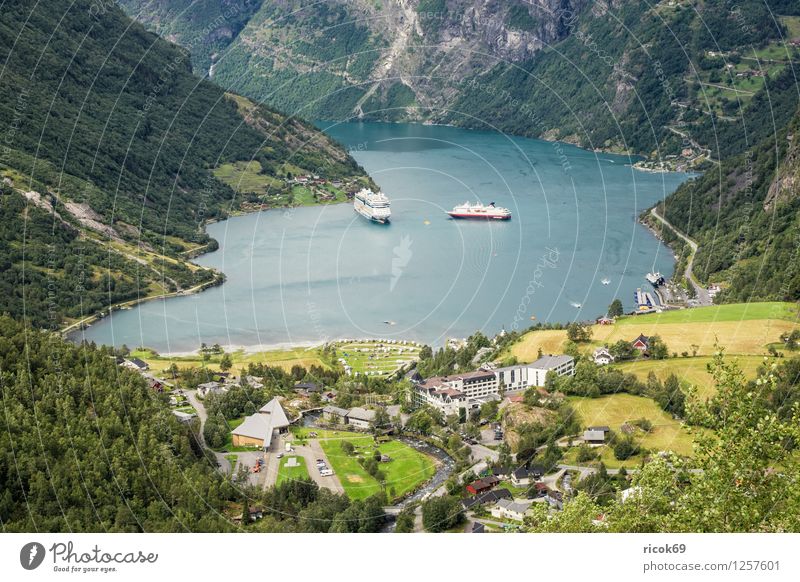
xmin=651 ymin=106 xmax=800 ymax=302
xmin=0 ymin=316 xmax=387 ymax=532
xmin=0 ymin=0 xmax=366 ymax=327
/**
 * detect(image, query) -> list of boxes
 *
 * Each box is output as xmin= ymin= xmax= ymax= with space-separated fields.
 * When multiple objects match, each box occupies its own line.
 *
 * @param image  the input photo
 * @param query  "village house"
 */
xmin=322 ymin=405 xmax=349 ymax=425
xmin=547 ymin=490 xmax=564 ymax=510
xmin=465 ymin=476 xmax=500 ymax=495
xmin=294 ymin=382 xmax=322 ymax=396
xmin=510 ymin=465 xmax=544 ymax=487
xmin=231 ymin=397 xmax=290 ymax=450
xmin=631 ymin=334 xmax=650 ymax=353
xmin=491 ymin=499 xmax=532 ymax=522
xmin=593 ymin=347 xmax=615 ymax=365
xmin=172 ymin=410 xmax=196 ymax=423
xmin=345 ymin=407 xmax=376 ymax=430
xmin=462 ymin=487 xmax=512 ymax=510
xmin=197 ymin=381 xmax=226 ymax=398
xmin=121 ymin=357 xmax=149 ymax=372
xmin=583 ymin=426 xmax=610 ymax=445
xmin=240 ymin=375 xmax=264 ymax=389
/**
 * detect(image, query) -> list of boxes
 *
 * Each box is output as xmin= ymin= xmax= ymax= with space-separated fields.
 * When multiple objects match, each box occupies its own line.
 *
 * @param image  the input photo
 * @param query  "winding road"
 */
xmin=649 ymin=206 xmax=711 ymax=306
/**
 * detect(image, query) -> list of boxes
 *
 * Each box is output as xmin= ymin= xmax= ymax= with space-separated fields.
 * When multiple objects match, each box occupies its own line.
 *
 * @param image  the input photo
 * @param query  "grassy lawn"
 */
xmin=591 ymin=318 xmax=797 ymax=356
xmin=615 ymin=355 xmax=766 ymax=400
xmin=505 ymin=329 xmax=569 ymax=362
xmin=614 ymin=302 xmax=798 ymax=325
xmin=129 ymin=345 xmax=330 ymax=376
xmin=568 ymin=394 xmax=699 ymax=457
xmin=306 ymin=429 xmax=436 ymax=501
xmin=276 ymin=456 xmax=310 ymax=485
xmin=505 ymin=303 xmax=799 ymax=362
xmin=782 ymin=15 xmax=800 ymax=39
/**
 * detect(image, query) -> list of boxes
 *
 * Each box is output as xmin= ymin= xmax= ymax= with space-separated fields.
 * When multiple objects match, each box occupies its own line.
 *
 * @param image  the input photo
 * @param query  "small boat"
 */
xmin=383 ymin=320 xmax=396 ymax=326
xmin=570 ymin=302 xmax=582 ymax=308
xmin=645 ymin=271 xmax=665 ymax=287
xmin=601 ymin=278 xmax=611 ymax=286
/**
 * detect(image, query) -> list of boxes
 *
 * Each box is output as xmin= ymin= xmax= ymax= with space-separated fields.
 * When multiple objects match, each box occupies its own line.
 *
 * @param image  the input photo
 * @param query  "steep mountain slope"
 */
xmin=122 ymin=0 xmax=799 ymax=162
xmin=650 ymin=105 xmax=800 ymax=302
xmin=0 ymin=0 xmax=367 ymax=327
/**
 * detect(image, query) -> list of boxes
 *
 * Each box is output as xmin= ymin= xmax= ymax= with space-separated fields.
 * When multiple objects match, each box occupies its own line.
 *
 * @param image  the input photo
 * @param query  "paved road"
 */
xmin=186 ymin=389 xmax=232 ymax=472
xmin=650 ymin=207 xmax=711 ymax=305
xmin=469 ymin=443 xmax=499 ymax=463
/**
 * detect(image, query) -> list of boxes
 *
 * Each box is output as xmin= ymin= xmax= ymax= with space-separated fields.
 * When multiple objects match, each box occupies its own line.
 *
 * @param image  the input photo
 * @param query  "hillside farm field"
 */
xmin=569 ymin=394 xmax=700 ymax=457
xmin=130 ymin=345 xmax=330 ymax=375
xmin=506 ymin=303 xmax=799 ymax=362
xmin=292 ymin=428 xmax=436 ymax=500
xmin=616 ymin=355 xmax=766 ymax=400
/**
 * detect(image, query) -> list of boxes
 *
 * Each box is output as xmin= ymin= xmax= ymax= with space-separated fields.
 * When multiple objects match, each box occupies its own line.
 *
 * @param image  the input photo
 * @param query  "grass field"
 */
xmin=213 ymin=160 xmax=283 ymax=195
xmin=615 ymin=355 xmax=766 ymax=399
xmin=276 ymin=456 xmax=309 ymax=485
xmin=569 ymin=394 xmax=699 ymax=457
xmin=295 ymin=428 xmax=436 ymax=500
xmin=130 ymin=345 xmax=330 ymax=376
xmin=505 ymin=303 xmax=799 ymax=363
xmin=615 ymin=302 xmax=798 ymax=325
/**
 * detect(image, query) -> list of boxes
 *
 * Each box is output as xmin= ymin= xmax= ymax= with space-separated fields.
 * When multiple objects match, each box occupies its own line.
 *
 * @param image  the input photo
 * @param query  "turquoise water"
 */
xmin=75 ymin=121 xmax=690 ymax=352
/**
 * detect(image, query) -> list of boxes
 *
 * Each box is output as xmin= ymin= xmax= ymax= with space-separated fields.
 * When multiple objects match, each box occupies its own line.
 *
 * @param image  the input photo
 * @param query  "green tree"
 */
xmin=608 ymin=299 xmax=624 ymax=317
xmin=567 ymin=322 xmax=592 ymax=343
xmin=220 ymin=353 xmax=233 ymax=372
xmin=421 ymin=496 xmax=463 ymax=532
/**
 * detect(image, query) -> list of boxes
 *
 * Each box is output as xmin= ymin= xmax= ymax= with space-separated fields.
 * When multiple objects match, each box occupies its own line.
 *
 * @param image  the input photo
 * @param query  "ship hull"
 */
xmin=447 ymin=212 xmax=510 ymax=220
xmin=355 ymin=205 xmax=390 ymax=224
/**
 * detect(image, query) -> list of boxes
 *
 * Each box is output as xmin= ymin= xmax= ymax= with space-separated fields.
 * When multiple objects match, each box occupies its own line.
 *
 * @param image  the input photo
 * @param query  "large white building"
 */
xmin=413 ymin=355 xmax=574 ymax=416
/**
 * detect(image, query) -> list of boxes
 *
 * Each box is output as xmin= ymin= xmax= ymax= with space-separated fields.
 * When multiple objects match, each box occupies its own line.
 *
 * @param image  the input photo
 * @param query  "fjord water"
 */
xmin=77 ymin=122 xmax=690 ymax=353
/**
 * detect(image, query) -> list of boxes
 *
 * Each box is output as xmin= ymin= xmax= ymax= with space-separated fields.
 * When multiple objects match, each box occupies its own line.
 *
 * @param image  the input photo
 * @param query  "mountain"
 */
xmin=120 ymin=0 xmax=800 ymax=302
xmin=650 ymin=106 xmax=800 ymax=302
xmin=0 ymin=0 xmax=367 ymax=328
xmin=121 ymin=0 xmax=800 ymax=162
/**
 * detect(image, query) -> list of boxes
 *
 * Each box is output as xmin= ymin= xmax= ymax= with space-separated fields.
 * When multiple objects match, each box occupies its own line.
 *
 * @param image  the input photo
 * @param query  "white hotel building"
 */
xmin=413 ymin=355 xmax=575 ymax=415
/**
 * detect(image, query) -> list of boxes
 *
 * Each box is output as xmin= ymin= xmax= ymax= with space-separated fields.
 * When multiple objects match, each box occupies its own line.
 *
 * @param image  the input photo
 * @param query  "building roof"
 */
xmin=232 ymin=413 xmax=276 ymax=448
xmin=323 ymin=405 xmax=349 ymax=416
xmin=632 ymin=334 xmax=650 ymax=346
xmin=295 ymin=382 xmax=321 ymax=392
xmin=456 ymin=369 xmax=496 ymax=381
xmin=346 ymin=407 xmax=376 ymax=422
xmin=232 ymin=398 xmax=289 ymax=448
xmin=530 ymin=354 xmax=574 ymax=370
xmin=462 ymin=488 xmax=512 ymax=509
xmin=584 ymin=429 xmax=607 ymax=441
xmin=495 ymin=499 xmax=532 ymax=514
xmin=259 ymin=397 xmax=290 ymax=429
xmin=127 ymin=357 xmax=148 ymax=369
xmin=588 ymin=426 xmax=610 ymax=432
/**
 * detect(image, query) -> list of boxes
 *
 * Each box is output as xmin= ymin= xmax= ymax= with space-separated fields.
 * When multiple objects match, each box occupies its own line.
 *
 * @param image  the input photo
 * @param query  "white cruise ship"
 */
xmin=354 ymin=188 xmax=391 ymax=224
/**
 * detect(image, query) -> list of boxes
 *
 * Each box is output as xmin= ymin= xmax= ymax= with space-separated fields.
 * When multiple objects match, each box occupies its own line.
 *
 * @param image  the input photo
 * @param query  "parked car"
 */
xmin=277 ymin=453 xmax=284 ymax=459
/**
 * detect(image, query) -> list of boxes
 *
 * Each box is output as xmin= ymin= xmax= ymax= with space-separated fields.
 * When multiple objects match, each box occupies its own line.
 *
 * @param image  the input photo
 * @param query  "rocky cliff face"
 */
xmin=120 ymin=0 xmax=587 ymax=121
